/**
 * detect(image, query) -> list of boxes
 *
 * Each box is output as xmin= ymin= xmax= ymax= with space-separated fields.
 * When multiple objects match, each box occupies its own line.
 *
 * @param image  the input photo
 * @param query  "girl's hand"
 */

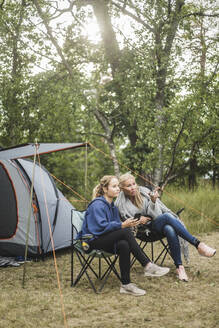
xmin=122 ymin=218 xmax=141 ymax=228
xmin=139 ymin=216 xmax=152 ymax=225
xmin=149 ymin=187 xmax=160 ymax=203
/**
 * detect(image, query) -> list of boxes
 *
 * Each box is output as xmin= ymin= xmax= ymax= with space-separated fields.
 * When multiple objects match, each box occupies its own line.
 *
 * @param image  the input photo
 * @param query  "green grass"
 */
xmin=162 ymin=185 xmax=219 ymax=234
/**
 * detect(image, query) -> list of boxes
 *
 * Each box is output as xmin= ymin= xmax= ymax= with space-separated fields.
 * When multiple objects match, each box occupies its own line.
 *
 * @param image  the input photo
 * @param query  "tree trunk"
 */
xmin=212 ymin=147 xmax=218 ymax=189
xmin=108 ymin=138 xmax=120 ymax=177
xmin=92 ymin=0 xmax=120 ymax=77
xmin=91 ymin=0 xmax=122 ymax=175
xmin=188 ymin=157 xmax=197 ymax=190
xmin=153 ymin=0 xmax=185 ymax=185
xmin=3 ymin=0 xmax=26 ymax=145
xmin=94 ymin=108 xmax=120 ymax=176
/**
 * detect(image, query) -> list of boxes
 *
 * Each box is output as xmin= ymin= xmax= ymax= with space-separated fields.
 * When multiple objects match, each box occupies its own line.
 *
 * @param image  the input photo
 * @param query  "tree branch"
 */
xmin=182 ymin=12 xmax=219 ymax=19
xmin=33 ymin=0 xmax=74 ymax=78
xmin=94 ymin=108 xmax=113 ymax=139
xmin=163 ymin=113 xmax=187 ymax=184
xmin=204 ymin=61 xmax=219 ymax=87
xmin=164 ymin=0 xmax=185 ymax=57
xmin=0 ymin=0 xmax=5 ymax=10
xmin=79 ymin=131 xmax=106 ymax=138
xmin=111 ymin=0 xmax=154 ymax=33
xmin=45 ymin=0 xmax=75 ymax=21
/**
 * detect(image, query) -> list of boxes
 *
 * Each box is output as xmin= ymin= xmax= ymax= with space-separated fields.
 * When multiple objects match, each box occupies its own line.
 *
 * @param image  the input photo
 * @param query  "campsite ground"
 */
xmin=0 ymin=231 xmax=218 ymax=328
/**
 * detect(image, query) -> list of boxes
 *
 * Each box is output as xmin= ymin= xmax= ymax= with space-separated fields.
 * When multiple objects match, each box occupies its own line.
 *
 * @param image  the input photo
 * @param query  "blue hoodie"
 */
xmin=77 ymin=196 xmax=122 ymax=240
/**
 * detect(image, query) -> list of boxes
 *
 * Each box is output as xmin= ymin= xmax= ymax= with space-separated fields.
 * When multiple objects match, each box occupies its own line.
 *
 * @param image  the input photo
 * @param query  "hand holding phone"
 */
xmin=133 ymin=213 xmax=141 ymax=221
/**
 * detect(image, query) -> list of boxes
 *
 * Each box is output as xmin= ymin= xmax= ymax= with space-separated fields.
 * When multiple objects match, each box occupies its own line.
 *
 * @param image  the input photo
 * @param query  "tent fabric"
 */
xmin=0 ymin=159 xmax=40 ymax=256
xmin=0 ymin=143 xmax=86 ymax=258
xmin=0 ymin=142 xmax=87 ymax=160
xmin=0 ymin=162 xmax=18 ymax=238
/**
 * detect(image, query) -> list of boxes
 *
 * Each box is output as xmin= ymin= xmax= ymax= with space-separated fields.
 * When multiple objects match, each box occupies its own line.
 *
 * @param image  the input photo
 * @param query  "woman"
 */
xmin=78 ymin=175 xmax=169 ymax=296
xmin=115 ymin=172 xmax=216 ymax=282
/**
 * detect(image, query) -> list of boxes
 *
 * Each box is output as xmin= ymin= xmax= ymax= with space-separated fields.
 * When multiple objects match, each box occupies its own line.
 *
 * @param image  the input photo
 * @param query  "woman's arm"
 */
xmin=86 ymin=203 xmax=121 ymax=236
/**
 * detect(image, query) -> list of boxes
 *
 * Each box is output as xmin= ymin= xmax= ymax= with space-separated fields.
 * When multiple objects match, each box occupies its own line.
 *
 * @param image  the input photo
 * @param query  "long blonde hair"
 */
xmin=92 ymin=175 xmax=117 ymax=199
xmin=118 ymin=172 xmax=143 ymax=209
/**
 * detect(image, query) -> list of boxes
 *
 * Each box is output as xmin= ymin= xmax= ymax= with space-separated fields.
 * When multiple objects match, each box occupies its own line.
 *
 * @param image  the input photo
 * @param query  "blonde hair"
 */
xmin=92 ymin=175 xmax=117 ymax=199
xmin=118 ymin=172 xmax=143 ymax=209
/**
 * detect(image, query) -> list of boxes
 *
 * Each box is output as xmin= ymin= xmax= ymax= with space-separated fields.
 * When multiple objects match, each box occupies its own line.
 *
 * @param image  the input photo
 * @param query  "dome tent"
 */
xmin=0 ymin=142 xmax=87 ymax=258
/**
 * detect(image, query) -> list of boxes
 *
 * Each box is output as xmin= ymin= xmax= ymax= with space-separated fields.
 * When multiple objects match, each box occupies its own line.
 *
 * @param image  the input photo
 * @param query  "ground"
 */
xmin=0 ymin=231 xmax=218 ymax=328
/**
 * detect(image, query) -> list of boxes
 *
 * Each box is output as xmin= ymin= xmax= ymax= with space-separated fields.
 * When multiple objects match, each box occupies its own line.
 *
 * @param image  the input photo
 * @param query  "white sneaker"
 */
xmin=120 ymin=283 xmax=146 ymax=296
xmin=144 ymin=262 xmax=170 ymax=277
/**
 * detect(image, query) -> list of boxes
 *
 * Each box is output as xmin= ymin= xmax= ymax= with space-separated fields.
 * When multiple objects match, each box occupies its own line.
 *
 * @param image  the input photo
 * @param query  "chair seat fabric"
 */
xmin=74 ymin=240 xmax=116 ymax=258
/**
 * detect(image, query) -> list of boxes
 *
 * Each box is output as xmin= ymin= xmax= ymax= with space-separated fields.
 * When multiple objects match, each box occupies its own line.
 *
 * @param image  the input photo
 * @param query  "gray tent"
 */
xmin=0 ymin=143 xmax=86 ymax=258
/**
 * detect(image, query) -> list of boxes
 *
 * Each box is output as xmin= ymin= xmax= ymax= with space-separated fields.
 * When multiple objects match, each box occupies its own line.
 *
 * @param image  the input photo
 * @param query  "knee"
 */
xmin=122 ymin=227 xmax=135 ymax=239
xmin=157 ymin=213 xmax=174 ymax=223
xmin=163 ymin=224 xmax=176 ymax=237
xmin=116 ymin=240 xmax=130 ymax=253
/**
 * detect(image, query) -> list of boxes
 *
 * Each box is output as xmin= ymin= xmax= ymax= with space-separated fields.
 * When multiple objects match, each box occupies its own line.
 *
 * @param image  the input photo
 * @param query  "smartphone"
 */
xmin=134 ymin=213 xmax=141 ymax=220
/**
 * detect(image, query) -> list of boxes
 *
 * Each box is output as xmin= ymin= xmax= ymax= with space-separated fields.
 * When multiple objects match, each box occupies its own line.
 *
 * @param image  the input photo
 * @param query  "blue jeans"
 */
xmin=152 ymin=213 xmax=199 ymax=267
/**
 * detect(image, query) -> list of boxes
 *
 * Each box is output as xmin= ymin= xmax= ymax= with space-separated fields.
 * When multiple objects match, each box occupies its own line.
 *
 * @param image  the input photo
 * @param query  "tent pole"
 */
xmin=22 ymin=141 xmax=38 ymax=288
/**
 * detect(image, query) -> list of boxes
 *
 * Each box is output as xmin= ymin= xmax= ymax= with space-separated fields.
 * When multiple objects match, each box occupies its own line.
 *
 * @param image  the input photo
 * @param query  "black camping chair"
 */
xmin=70 ymin=209 xmax=121 ymax=293
xmin=131 ymin=208 xmax=185 ymax=267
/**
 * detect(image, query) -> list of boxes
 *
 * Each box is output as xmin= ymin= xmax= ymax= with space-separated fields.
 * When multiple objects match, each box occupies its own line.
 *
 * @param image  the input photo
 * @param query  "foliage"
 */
xmin=0 ymin=0 xmax=218 ymax=192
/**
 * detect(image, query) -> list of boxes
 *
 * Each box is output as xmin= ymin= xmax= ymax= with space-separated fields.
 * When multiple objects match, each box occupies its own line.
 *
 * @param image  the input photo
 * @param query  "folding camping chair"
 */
xmin=70 ymin=209 xmax=121 ymax=293
xmin=131 ymin=208 xmax=185 ymax=267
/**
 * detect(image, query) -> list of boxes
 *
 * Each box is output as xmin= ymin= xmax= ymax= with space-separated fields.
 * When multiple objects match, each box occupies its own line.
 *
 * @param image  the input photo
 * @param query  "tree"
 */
xmin=0 ymin=0 xmax=37 ymax=145
xmin=1 ymin=0 xmax=218 ymax=190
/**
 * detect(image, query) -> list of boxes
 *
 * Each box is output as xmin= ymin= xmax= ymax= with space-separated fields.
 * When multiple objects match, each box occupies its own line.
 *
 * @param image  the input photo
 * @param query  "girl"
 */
xmin=78 ymin=175 xmax=169 ymax=296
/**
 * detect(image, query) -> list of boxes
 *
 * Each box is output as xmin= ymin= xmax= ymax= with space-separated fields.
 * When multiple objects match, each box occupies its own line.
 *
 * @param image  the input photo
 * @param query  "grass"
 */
xmin=161 ymin=185 xmax=219 ymax=234
xmin=0 ymin=231 xmax=218 ymax=328
xmin=1 ymin=186 xmax=218 ymax=328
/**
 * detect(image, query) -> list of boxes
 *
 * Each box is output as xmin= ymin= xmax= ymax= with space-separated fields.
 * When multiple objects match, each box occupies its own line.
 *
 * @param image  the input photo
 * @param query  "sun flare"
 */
xmin=82 ymin=20 xmax=101 ymax=43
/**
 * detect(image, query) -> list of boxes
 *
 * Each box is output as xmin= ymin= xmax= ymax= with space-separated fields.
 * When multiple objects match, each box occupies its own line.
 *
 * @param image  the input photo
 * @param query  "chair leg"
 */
xmin=154 ymin=240 xmax=171 ymax=265
xmin=98 ymin=255 xmax=121 ymax=293
xmin=71 ymin=246 xmax=74 ymax=287
xmin=71 ymin=224 xmax=74 ymax=287
xmin=72 ymin=251 xmax=99 ymax=293
xmin=100 ymin=255 xmax=121 ymax=282
xmin=151 ymin=242 xmax=154 ymax=262
xmin=130 ymin=238 xmax=172 ymax=268
xmin=71 ymin=250 xmax=121 ymax=293
xmin=98 ymin=257 xmax=101 ymax=279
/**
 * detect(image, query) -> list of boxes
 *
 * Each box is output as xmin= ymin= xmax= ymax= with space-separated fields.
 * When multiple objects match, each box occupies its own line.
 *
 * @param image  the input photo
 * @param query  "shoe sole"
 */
xmin=176 ymin=275 xmax=189 ymax=282
xmin=144 ymin=268 xmax=170 ymax=277
xmin=199 ymin=250 xmax=216 ymax=257
xmin=120 ymin=290 xmax=146 ymax=296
